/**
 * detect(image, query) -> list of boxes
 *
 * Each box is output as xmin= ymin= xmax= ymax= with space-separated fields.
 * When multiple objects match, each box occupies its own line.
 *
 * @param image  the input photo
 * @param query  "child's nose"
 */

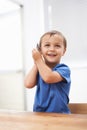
xmin=49 ymin=46 xmax=55 ymax=50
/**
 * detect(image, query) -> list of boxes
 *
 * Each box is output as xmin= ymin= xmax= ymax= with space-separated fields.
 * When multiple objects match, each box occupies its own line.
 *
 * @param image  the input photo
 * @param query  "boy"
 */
xmin=24 ymin=30 xmax=71 ymax=113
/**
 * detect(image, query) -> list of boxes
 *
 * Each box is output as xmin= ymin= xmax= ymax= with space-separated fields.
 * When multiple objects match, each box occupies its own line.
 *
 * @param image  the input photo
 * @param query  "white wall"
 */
xmin=70 ymin=67 xmax=87 ymax=103
xmin=0 ymin=72 xmax=25 ymax=110
xmin=0 ymin=1 xmax=25 ymax=110
xmin=24 ymin=0 xmax=87 ymax=111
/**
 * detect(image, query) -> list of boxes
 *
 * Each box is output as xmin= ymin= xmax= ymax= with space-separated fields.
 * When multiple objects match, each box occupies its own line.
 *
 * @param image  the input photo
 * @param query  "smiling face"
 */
xmin=39 ymin=33 xmax=66 ymax=68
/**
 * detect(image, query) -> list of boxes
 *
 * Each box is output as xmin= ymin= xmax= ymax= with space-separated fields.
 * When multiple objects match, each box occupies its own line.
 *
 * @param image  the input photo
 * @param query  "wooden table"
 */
xmin=0 ymin=110 xmax=87 ymax=130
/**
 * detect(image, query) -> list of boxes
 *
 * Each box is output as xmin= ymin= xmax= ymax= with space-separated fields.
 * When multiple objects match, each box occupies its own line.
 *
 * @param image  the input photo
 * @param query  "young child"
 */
xmin=24 ymin=30 xmax=71 ymax=113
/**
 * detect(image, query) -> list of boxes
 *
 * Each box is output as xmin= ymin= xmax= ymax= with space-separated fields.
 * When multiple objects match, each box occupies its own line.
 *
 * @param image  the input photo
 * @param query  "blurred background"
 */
xmin=0 ymin=0 xmax=87 ymax=111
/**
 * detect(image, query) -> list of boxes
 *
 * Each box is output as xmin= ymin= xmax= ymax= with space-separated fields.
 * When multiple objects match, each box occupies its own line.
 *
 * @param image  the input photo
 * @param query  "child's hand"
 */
xmin=32 ymin=49 xmax=42 ymax=61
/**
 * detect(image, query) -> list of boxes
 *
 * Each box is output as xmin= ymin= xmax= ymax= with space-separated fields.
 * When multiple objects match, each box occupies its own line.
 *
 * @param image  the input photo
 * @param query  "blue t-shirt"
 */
xmin=33 ymin=63 xmax=71 ymax=113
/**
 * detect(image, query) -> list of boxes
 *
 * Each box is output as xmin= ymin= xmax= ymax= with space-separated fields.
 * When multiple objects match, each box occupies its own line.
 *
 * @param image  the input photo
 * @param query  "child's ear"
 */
xmin=63 ymin=48 xmax=66 ymax=55
xmin=61 ymin=48 xmax=66 ymax=56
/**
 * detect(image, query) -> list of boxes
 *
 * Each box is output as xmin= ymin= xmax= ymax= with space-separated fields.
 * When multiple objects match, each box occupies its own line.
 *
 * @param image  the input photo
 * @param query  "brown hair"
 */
xmin=37 ymin=30 xmax=67 ymax=50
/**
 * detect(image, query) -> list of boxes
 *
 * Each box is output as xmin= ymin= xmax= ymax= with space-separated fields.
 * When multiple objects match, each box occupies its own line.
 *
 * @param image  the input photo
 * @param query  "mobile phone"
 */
xmin=36 ymin=43 xmax=40 ymax=50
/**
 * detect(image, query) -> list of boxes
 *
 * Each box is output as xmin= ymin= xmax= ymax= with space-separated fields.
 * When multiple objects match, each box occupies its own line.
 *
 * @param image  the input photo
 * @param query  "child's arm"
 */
xmin=24 ymin=64 xmax=38 ymax=88
xmin=32 ymin=49 xmax=64 ymax=83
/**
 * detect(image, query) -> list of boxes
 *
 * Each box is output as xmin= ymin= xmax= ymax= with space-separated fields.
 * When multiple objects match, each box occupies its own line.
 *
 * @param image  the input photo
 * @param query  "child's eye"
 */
xmin=45 ymin=44 xmax=50 ymax=47
xmin=55 ymin=44 xmax=61 ymax=47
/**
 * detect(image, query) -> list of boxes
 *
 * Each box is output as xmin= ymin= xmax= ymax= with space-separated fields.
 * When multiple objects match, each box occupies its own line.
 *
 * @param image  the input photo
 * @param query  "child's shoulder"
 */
xmin=55 ymin=63 xmax=70 ymax=68
xmin=54 ymin=63 xmax=71 ymax=72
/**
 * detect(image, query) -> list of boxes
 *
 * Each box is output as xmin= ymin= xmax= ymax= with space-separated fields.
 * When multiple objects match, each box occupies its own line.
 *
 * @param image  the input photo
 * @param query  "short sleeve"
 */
xmin=53 ymin=64 xmax=71 ymax=83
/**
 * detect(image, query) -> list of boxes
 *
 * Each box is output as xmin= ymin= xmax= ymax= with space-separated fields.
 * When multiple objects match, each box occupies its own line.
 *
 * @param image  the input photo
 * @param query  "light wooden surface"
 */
xmin=0 ymin=111 xmax=87 ymax=130
xmin=68 ymin=103 xmax=87 ymax=114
